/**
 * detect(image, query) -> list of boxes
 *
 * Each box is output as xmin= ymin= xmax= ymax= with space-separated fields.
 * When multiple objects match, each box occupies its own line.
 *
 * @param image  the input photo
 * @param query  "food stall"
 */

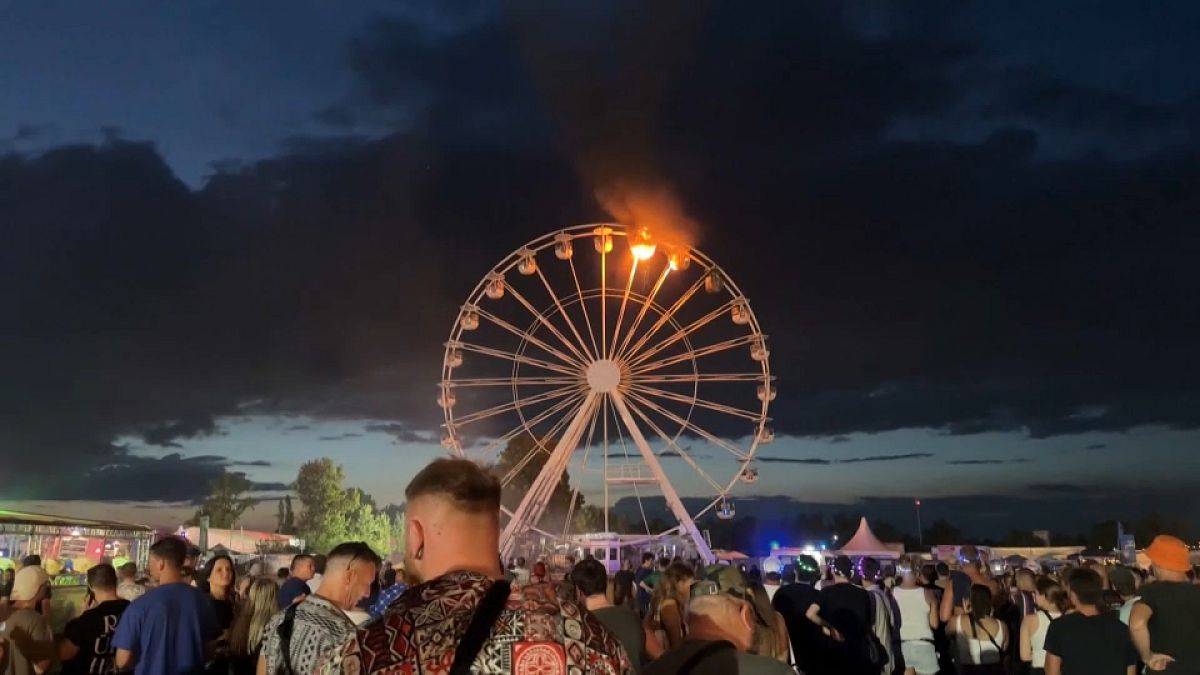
xmin=0 ymin=509 xmax=154 ymax=632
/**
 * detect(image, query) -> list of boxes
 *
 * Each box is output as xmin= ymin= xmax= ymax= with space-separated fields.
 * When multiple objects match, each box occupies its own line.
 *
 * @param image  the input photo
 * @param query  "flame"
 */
xmin=630 ymin=227 xmax=657 ymax=261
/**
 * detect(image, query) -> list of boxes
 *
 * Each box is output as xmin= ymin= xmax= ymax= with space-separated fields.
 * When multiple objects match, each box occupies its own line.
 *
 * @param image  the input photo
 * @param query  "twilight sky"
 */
xmin=2 ymin=1 xmax=1199 ymax=538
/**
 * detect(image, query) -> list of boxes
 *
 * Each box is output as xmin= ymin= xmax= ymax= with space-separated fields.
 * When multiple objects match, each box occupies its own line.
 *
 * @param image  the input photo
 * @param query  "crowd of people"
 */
xmin=1 ymin=458 xmax=1197 ymax=674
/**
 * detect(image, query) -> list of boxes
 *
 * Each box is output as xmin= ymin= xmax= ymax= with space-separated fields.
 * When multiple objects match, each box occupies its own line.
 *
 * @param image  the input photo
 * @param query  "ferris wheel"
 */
xmin=439 ymin=224 xmax=774 ymax=562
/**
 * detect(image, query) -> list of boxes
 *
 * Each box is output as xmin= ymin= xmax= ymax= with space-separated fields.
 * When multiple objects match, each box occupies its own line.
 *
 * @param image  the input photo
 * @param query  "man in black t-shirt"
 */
xmin=60 ymin=564 xmax=131 ymax=675
xmin=806 ymin=555 xmax=876 ymax=675
xmin=1130 ymin=535 xmax=1200 ymax=674
xmin=1044 ymin=567 xmax=1137 ymax=675
xmin=773 ymin=555 xmax=829 ymax=675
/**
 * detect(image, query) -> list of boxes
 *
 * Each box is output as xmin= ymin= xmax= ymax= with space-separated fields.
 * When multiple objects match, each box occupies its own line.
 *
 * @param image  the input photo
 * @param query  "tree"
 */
xmin=1000 ymin=529 xmax=1045 ymax=546
xmin=922 ymin=519 xmax=962 ymax=545
xmin=294 ymin=458 xmax=391 ymax=556
xmin=191 ymin=472 xmax=256 ymax=528
xmin=492 ymin=433 xmax=579 ymax=533
xmin=571 ymin=505 xmax=604 ymax=533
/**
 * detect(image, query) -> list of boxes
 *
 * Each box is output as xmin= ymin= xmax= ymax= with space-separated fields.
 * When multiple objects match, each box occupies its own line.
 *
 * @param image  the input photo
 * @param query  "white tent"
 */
xmin=836 ymin=517 xmax=904 ymax=559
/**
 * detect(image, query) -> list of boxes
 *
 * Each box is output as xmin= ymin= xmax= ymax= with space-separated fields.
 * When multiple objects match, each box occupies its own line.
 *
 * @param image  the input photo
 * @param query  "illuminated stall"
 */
xmin=0 ymin=509 xmax=154 ymax=579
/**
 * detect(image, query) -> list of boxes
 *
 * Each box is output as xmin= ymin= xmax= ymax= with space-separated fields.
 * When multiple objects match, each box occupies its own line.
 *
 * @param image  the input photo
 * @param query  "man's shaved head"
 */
xmin=406 ymin=458 xmax=501 ymax=512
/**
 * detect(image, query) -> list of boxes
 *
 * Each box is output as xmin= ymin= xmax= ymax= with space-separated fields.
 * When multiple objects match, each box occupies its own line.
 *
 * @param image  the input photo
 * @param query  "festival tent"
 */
xmin=835 ymin=517 xmax=904 ymax=559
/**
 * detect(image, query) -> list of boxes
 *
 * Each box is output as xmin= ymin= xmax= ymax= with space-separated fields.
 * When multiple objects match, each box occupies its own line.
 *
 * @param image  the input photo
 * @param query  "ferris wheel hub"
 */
xmin=586 ymin=359 xmax=623 ymax=393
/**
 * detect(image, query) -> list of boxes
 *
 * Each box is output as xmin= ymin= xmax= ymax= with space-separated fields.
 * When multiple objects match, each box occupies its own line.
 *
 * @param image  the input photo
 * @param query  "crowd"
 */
xmin=1 ymin=458 xmax=1197 ymax=675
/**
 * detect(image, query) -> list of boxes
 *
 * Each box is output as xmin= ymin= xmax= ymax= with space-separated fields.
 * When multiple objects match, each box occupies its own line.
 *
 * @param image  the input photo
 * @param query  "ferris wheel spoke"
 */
xmin=605 ymin=396 xmax=651 ymax=536
xmin=472 ymin=391 xmax=585 ymax=458
xmin=448 ymin=376 xmax=580 ymax=388
xmin=534 ymin=265 xmax=596 ymax=362
xmin=475 ymin=307 xmax=587 ymax=369
xmin=496 ymin=396 xmax=589 ymax=486
xmin=632 ymin=372 xmax=766 ymax=385
xmin=504 ymin=284 xmax=593 ymax=365
xmin=452 ymin=385 xmax=584 ymax=427
xmin=625 ymin=389 xmax=749 ymax=461
xmin=456 ymin=342 xmax=579 ymax=377
xmin=567 ymin=255 xmax=602 ymax=361
xmin=621 ymin=395 xmax=725 ymax=493
xmin=626 ymin=298 xmax=738 ymax=368
xmin=562 ymin=400 xmax=601 ymax=537
xmin=608 ymin=258 xmax=641 ymax=359
xmin=631 ymin=334 xmax=759 ymax=375
xmin=629 ymin=384 xmax=763 ymax=421
xmin=614 ymin=265 xmax=671 ymax=363
xmin=620 ymin=273 xmax=707 ymax=365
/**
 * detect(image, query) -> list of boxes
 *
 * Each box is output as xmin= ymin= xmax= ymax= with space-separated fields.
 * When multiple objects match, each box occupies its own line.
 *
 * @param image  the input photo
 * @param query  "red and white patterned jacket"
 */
xmin=318 ymin=570 xmax=632 ymax=675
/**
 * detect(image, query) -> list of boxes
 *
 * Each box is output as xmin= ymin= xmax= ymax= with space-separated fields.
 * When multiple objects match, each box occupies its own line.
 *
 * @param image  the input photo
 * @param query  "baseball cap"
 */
xmin=1146 ymin=535 xmax=1191 ymax=574
xmin=693 ymin=564 xmax=770 ymax=625
xmin=11 ymin=565 xmax=50 ymax=602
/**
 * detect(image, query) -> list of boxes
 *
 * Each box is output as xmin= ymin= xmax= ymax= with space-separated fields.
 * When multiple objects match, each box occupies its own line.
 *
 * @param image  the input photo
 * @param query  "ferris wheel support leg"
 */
xmin=609 ymin=391 xmax=716 ymax=564
xmin=499 ymin=392 xmax=601 ymax=561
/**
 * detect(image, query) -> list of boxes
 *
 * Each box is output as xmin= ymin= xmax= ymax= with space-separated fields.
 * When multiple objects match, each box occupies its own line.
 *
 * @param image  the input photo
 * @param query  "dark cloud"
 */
xmin=948 ymin=458 xmax=1030 ymax=465
xmin=286 ymin=425 xmax=312 ymax=431
xmin=317 ymin=433 xmax=363 ymax=442
xmin=231 ymin=460 xmax=272 ymax=467
xmin=2 ymin=0 xmax=1199 ymax=526
xmin=756 ymin=453 xmax=932 ymax=465
xmin=1086 ymin=443 xmax=1107 ymax=450
xmin=363 ymin=423 xmax=436 ymax=444
xmin=1029 ymin=482 xmax=1089 ymax=494
xmin=5 ymin=452 xmax=283 ymax=502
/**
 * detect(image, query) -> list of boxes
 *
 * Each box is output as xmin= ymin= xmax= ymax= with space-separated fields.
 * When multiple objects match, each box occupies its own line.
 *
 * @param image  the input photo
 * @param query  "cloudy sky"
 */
xmin=2 ymin=1 xmax=1199 ymax=538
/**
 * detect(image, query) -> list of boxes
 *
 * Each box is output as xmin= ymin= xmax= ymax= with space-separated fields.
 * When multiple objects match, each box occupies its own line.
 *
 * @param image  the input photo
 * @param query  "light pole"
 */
xmin=915 ymin=499 xmax=923 ymax=547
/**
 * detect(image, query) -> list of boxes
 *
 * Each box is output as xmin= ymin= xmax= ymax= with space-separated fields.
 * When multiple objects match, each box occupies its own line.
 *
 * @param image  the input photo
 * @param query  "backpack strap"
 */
xmin=449 ymin=580 xmax=512 ymax=675
xmin=678 ymin=640 xmax=736 ymax=675
xmin=276 ymin=602 xmax=300 ymax=675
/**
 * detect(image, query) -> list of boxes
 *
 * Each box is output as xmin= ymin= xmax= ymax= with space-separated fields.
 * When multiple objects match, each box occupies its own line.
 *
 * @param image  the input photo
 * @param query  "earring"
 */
xmin=416 ymin=545 xmax=424 ymax=560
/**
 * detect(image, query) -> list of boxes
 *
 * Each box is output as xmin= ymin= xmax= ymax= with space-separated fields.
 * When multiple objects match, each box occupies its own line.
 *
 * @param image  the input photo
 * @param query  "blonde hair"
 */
xmin=229 ymin=577 xmax=279 ymax=656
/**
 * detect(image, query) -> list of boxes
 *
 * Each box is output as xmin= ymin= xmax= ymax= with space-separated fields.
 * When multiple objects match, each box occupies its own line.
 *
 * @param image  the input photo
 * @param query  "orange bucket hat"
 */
xmin=1145 ymin=534 xmax=1191 ymax=573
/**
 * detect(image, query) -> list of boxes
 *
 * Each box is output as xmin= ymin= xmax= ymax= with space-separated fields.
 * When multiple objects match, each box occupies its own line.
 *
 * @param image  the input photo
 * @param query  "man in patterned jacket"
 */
xmin=320 ymin=458 xmax=631 ymax=675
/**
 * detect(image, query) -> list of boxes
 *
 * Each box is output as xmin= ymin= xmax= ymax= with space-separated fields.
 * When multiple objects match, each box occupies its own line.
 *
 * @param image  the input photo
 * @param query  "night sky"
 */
xmin=2 ymin=1 xmax=1199 ymax=539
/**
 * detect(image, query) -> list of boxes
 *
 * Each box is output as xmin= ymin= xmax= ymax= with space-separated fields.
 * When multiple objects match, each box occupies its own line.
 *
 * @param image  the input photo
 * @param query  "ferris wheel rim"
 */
xmin=438 ymin=223 xmax=774 ymax=543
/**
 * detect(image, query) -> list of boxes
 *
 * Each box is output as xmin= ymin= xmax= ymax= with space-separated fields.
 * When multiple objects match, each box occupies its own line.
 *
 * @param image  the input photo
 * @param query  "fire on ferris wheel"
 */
xmin=438 ymin=224 xmax=774 ymax=563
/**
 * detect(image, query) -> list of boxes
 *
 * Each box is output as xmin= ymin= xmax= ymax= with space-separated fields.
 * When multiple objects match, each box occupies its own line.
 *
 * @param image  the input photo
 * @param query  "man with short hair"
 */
xmin=0 ymin=565 xmax=54 ymax=675
xmin=511 ymin=556 xmax=530 ymax=585
xmin=277 ymin=553 xmax=316 ymax=609
xmin=773 ymin=554 xmax=827 ymax=675
xmin=60 ymin=564 xmax=130 ymax=675
xmin=643 ymin=568 xmax=793 ymax=675
xmin=807 ymin=555 xmax=877 ymax=675
xmin=1130 ymin=534 xmax=1200 ymax=674
xmin=116 ymin=561 xmax=145 ymax=601
xmin=862 ymin=557 xmax=899 ymax=675
xmin=575 ymin=558 xmax=646 ymax=671
xmin=1044 ymin=567 xmax=1137 ymax=675
xmin=635 ymin=552 xmax=655 ymax=616
xmin=113 ymin=536 xmax=220 ymax=675
xmin=306 ymin=553 xmax=327 ymax=594
xmin=259 ymin=541 xmax=381 ymax=674
xmin=614 ymin=558 xmax=637 ymax=610
xmin=320 ymin=458 xmax=629 ymax=674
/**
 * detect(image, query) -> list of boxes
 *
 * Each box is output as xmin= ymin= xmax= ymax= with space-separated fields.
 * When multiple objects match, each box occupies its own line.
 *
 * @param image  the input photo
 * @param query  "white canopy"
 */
xmin=836 ymin=517 xmax=903 ymax=559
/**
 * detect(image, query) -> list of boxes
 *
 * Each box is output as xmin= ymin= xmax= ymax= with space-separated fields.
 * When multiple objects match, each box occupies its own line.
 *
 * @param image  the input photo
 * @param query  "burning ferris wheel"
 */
xmin=439 ymin=224 xmax=774 ymax=562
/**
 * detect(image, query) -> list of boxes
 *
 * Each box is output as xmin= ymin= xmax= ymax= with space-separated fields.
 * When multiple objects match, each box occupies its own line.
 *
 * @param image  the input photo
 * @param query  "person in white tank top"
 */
xmin=894 ymin=556 xmax=940 ymax=675
xmin=1020 ymin=576 xmax=1067 ymax=675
